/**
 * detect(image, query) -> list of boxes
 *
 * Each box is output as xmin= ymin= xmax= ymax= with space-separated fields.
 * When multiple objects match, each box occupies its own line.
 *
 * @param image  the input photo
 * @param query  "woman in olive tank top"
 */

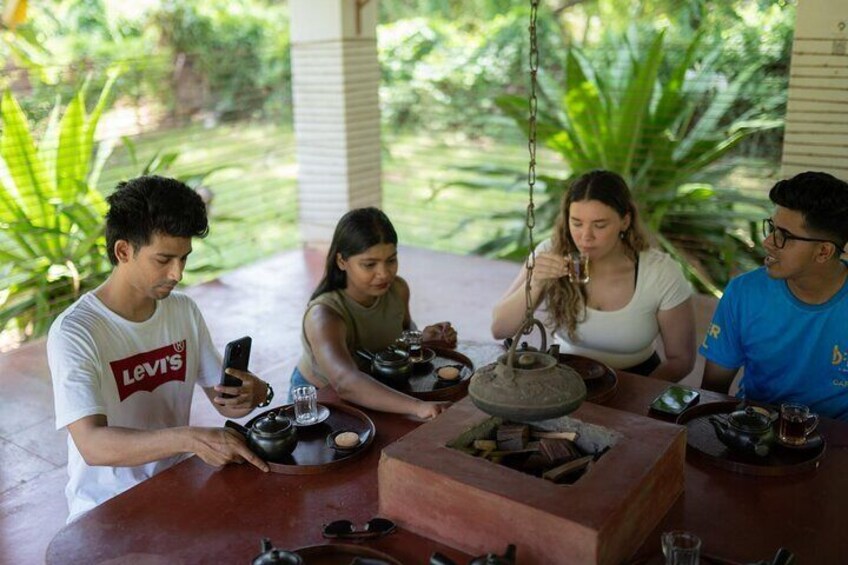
xmin=292 ymin=207 xmax=457 ymax=420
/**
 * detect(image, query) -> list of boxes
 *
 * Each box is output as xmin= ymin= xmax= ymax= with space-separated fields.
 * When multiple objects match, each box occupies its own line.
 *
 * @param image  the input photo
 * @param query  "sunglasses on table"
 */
xmin=322 ymin=517 xmax=397 ymax=540
xmin=762 ymin=219 xmax=843 ymax=250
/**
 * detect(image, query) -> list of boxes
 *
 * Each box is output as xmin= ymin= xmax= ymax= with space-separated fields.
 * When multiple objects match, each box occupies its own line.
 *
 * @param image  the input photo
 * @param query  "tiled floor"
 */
xmin=0 ymin=245 xmax=717 ymax=564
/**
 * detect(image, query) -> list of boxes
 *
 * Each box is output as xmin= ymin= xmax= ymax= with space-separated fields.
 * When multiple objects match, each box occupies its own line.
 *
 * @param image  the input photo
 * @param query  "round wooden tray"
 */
xmin=244 ymin=402 xmax=376 ymax=475
xmin=402 ymin=347 xmax=475 ymax=401
xmin=294 ymin=543 xmax=402 ymax=565
xmin=558 ymin=354 xmax=618 ymax=405
xmin=677 ymin=401 xmax=826 ymax=477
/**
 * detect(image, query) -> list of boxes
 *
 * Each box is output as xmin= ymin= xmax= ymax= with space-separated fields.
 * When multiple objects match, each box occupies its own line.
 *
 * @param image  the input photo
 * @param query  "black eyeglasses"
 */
xmin=762 ymin=219 xmax=842 ymax=250
xmin=322 ymin=518 xmax=397 ymax=540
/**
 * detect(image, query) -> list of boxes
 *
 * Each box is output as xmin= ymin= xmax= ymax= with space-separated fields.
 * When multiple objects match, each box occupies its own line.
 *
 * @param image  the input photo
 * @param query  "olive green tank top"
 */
xmin=297 ymin=279 xmax=406 ymax=386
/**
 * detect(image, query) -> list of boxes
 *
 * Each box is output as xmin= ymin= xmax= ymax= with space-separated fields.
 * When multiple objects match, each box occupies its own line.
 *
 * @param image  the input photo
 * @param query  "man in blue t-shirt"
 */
xmin=700 ymin=171 xmax=848 ymax=421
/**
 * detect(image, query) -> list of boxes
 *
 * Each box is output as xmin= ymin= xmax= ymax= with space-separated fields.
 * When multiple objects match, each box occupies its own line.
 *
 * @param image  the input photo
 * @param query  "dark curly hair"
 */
xmin=105 ymin=176 xmax=209 ymax=266
xmin=769 ymin=171 xmax=848 ymax=249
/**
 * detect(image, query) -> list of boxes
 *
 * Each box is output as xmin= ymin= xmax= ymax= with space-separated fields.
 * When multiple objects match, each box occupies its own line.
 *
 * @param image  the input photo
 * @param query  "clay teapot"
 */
xmin=469 ymin=318 xmax=585 ymax=421
xmin=430 ymin=544 xmax=517 ymax=565
xmin=356 ymin=348 xmax=412 ymax=388
xmin=251 ymin=537 xmax=303 ymax=565
xmin=709 ymin=406 xmax=777 ymax=457
xmin=226 ymin=411 xmax=298 ymax=463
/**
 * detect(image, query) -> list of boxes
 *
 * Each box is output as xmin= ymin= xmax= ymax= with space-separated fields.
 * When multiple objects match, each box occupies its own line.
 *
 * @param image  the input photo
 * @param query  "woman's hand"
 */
xmin=530 ymin=252 xmax=570 ymax=283
xmin=422 ymin=321 xmax=458 ymax=348
xmin=415 ymin=400 xmax=451 ymax=420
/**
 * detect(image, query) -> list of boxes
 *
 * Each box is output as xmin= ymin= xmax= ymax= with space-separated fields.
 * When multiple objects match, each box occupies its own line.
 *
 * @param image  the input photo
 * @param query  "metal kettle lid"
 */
xmin=252 ymin=412 xmax=292 ymax=437
xmin=469 ymin=319 xmax=586 ymax=421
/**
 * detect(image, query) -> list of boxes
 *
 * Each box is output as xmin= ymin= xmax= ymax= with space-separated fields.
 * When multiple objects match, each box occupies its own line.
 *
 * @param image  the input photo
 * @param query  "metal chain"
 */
xmin=523 ymin=0 xmax=540 ymax=325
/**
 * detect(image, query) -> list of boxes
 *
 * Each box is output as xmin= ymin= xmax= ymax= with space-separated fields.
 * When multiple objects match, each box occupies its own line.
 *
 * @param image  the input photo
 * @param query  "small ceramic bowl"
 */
xmin=327 ymin=430 xmax=364 ymax=452
xmin=435 ymin=364 xmax=464 ymax=382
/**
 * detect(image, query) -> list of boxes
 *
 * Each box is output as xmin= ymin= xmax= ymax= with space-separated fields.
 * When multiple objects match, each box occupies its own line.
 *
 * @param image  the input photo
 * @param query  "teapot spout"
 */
xmin=708 ymin=415 xmax=728 ymax=439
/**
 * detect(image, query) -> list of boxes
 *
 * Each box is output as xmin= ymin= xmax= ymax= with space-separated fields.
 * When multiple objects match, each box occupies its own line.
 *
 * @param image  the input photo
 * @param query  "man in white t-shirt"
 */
xmin=49 ymin=176 xmax=271 ymax=523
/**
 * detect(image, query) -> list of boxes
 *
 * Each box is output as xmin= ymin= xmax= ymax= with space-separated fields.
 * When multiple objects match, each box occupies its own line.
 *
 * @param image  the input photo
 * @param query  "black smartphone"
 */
xmin=220 ymin=336 xmax=251 ymax=399
xmin=649 ymin=384 xmax=700 ymax=416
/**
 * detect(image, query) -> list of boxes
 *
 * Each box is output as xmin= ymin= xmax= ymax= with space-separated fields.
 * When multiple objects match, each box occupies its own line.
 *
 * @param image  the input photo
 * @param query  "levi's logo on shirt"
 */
xmin=109 ymin=340 xmax=187 ymax=401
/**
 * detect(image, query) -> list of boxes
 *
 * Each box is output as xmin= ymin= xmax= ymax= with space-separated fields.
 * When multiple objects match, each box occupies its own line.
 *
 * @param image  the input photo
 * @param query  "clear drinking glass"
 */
xmin=566 ymin=252 xmax=590 ymax=284
xmin=401 ymin=329 xmax=424 ymax=362
xmin=661 ymin=530 xmax=701 ymax=565
xmin=292 ymin=385 xmax=318 ymax=425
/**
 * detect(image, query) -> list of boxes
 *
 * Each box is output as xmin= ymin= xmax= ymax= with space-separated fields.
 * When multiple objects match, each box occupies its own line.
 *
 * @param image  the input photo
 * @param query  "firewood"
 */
xmin=542 ymin=455 xmax=594 ymax=483
xmin=539 ymin=438 xmax=581 ymax=465
xmin=497 ymin=424 xmax=529 ymax=451
xmin=473 ymin=439 xmax=498 ymax=452
xmin=481 ymin=447 xmax=539 ymax=459
xmin=530 ymin=429 xmax=578 ymax=441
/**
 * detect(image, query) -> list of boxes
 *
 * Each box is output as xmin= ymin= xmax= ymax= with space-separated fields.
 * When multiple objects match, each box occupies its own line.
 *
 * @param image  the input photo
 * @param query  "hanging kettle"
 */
xmin=468 ymin=318 xmax=586 ymax=421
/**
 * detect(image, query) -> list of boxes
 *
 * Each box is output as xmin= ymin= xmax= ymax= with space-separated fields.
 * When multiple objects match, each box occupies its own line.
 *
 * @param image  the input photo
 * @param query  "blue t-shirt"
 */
xmin=699 ymin=267 xmax=848 ymax=421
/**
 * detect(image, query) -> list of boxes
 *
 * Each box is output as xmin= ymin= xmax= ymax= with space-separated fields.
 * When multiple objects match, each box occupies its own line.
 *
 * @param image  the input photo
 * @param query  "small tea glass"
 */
xmin=661 ymin=530 xmax=701 ymax=565
xmin=401 ymin=330 xmax=424 ymax=362
xmin=292 ymin=385 xmax=318 ymax=425
xmin=565 ymin=252 xmax=590 ymax=284
xmin=779 ymin=403 xmax=819 ymax=446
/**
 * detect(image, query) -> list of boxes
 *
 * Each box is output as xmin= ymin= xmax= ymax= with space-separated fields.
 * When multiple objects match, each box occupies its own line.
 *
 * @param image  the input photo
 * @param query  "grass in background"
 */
xmin=96 ymin=120 xmax=301 ymax=285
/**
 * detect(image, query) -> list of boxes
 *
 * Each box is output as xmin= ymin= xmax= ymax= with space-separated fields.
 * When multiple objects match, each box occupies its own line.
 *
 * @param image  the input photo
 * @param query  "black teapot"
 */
xmin=226 ymin=411 xmax=298 ymax=463
xmin=430 ymin=544 xmax=517 ymax=565
xmin=356 ymin=348 xmax=412 ymax=388
xmin=251 ymin=537 xmax=303 ymax=565
xmin=709 ymin=406 xmax=777 ymax=457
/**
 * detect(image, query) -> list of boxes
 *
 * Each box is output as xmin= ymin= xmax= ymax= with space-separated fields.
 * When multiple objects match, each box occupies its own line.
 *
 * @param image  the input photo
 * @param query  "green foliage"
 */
xmin=379 ymin=9 xmax=564 ymax=135
xmin=152 ymin=0 xmax=292 ymax=121
xmin=0 ymin=72 xmax=118 ymax=338
xmin=454 ymin=30 xmax=779 ymax=293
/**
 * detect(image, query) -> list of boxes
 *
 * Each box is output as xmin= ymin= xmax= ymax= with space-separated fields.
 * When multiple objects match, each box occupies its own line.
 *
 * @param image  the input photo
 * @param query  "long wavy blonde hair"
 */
xmin=544 ymin=170 xmax=649 ymax=340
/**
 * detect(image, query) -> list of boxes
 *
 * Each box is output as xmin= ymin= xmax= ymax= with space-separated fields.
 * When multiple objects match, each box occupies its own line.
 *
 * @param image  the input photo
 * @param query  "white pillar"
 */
xmin=290 ymin=0 xmax=382 ymax=243
xmin=782 ymin=0 xmax=848 ymax=179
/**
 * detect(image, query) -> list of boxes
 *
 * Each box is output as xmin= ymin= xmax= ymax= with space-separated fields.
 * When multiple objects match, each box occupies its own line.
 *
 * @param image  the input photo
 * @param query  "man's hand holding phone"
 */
xmin=214 ymin=368 xmax=265 ymax=410
xmin=214 ymin=336 xmax=273 ymax=415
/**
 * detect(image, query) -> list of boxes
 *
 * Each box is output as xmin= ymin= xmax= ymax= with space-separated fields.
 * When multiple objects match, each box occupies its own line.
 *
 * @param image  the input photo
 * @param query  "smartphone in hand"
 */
xmin=220 ymin=336 xmax=251 ymax=399
xmin=649 ymin=384 xmax=700 ymax=416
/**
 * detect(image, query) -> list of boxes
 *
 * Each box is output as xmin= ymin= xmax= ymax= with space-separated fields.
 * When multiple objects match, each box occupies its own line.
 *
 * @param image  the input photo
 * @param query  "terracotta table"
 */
xmin=46 ymin=343 xmax=848 ymax=564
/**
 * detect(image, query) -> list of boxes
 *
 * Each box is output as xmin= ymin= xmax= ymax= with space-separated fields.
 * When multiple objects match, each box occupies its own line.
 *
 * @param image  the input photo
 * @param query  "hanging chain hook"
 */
xmin=523 ymin=0 xmax=541 ymax=327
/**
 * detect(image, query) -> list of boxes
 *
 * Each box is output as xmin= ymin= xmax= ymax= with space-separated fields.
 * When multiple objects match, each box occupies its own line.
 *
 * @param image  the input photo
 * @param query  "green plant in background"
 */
xmin=0 ymin=71 xmax=119 ymax=339
xmin=452 ymin=29 xmax=780 ymax=294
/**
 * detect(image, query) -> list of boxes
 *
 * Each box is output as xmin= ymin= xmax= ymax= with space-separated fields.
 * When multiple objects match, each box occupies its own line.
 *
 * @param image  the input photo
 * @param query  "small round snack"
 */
xmin=334 ymin=431 xmax=361 ymax=449
xmin=437 ymin=366 xmax=461 ymax=381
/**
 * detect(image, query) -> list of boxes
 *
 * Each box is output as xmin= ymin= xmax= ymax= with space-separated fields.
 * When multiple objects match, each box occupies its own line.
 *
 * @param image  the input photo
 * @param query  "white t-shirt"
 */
xmin=48 ymin=291 xmax=221 ymax=522
xmin=536 ymin=240 xmax=692 ymax=369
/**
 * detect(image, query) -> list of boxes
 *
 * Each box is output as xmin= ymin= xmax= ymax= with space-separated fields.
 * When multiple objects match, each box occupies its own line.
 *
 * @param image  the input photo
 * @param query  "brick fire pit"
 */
xmin=379 ymin=397 xmax=686 ymax=564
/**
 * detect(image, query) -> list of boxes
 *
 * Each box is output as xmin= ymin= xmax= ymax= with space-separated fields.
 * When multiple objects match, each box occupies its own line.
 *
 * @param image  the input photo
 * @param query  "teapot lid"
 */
xmin=253 ymin=412 xmax=292 ymax=436
xmin=375 ymin=349 xmax=409 ymax=366
xmin=252 ymin=538 xmax=303 ymax=565
xmin=727 ymin=407 xmax=771 ymax=432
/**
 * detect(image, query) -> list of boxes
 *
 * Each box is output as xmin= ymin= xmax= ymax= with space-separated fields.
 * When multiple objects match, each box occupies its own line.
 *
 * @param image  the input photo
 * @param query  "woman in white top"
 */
xmin=492 ymin=170 xmax=696 ymax=381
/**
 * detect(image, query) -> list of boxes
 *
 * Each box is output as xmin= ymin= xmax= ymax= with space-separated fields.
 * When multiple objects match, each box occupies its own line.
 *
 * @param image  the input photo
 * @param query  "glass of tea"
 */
xmin=566 ymin=252 xmax=590 ymax=284
xmin=778 ymin=403 xmax=819 ymax=446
